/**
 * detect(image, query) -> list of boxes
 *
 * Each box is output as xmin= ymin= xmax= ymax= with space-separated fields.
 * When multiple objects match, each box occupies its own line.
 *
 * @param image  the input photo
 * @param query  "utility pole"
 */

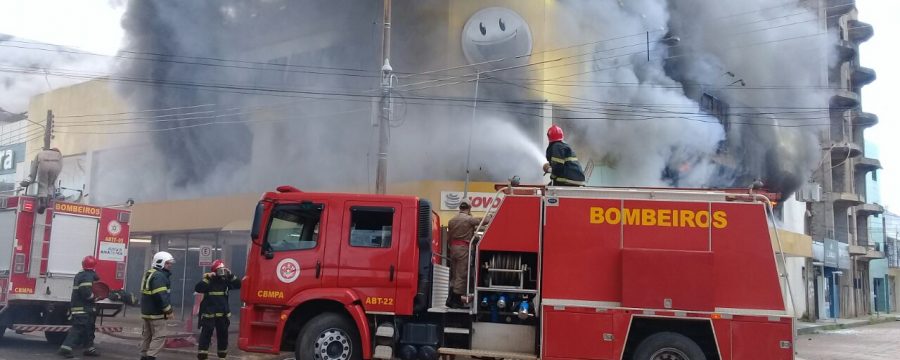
xmin=43 ymin=109 xmax=54 ymax=150
xmin=375 ymin=0 xmax=393 ymax=194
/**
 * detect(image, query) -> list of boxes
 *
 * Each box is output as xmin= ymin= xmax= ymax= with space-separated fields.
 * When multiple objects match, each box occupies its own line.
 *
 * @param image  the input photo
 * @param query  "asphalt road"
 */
xmin=795 ymin=320 xmax=900 ymax=360
xmin=0 ymin=330 xmax=288 ymax=360
xmin=4 ymin=320 xmax=898 ymax=360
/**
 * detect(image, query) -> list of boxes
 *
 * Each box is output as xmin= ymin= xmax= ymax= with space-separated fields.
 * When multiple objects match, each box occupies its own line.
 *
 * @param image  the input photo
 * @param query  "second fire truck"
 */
xmin=0 ymin=196 xmax=132 ymax=343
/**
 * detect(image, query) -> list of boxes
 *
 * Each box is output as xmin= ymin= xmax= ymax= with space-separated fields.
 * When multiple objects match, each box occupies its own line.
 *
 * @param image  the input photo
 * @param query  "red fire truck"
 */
xmin=0 ymin=196 xmax=131 ymax=343
xmin=239 ymin=185 xmax=794 ymax=360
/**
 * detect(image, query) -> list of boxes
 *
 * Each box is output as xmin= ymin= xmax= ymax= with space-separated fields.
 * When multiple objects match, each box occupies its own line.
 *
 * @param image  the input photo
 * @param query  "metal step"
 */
xmin=427 ymin=306 xmax=471 ymax=314
xmin=373 ymin=345 xmax=393 ymax=360
xmin=438 ymin=347 xmax=537 ymax=359
xmin=375 ymin=325 xmax=395 ymax=338
xmin=443 ymin=327 xmax=470 ymax=335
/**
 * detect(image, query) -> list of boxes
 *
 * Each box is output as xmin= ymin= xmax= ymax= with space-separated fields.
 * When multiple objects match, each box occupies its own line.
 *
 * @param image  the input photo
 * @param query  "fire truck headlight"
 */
xmin=497 ymin=295 xmax=508 ymax=309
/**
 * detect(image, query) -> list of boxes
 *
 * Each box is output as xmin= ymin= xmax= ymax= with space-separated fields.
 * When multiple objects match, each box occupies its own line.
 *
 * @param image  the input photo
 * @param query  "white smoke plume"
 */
xmin=0 ymin=34 xmax=111 ymax=112
xmin=549 ymin=0 xmax=832 ymax=193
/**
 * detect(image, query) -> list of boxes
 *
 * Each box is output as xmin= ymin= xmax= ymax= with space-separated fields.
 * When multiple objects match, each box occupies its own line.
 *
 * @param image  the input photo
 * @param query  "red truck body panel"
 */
xmin=240 ymin=187 xmax=793 ymax=360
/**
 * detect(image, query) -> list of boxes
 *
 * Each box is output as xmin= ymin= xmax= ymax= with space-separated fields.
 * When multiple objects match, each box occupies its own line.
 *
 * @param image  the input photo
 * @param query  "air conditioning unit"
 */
xmin=796 ymin=182 xmax=822 ymax=202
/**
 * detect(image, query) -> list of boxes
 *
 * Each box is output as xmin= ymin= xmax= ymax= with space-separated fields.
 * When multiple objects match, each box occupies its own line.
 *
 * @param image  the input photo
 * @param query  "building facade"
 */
xmin=808 ymin=0 xmax=882 ymax=319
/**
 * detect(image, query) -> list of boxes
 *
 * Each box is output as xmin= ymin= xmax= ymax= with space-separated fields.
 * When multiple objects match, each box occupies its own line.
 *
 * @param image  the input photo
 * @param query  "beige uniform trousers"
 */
xmin=449 ymin=245 xmax=470 ymax=295
xmin=140 ymin=319 xmax=168 ymax=357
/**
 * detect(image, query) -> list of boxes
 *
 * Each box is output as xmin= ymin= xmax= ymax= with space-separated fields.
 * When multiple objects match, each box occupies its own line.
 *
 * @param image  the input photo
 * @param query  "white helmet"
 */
xmin=152 ymin=251 xmax=175 ymax=269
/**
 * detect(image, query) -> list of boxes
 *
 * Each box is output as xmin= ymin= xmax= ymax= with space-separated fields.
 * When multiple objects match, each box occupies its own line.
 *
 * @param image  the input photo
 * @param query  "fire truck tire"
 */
xmin=295 ymin=312 xmax=362 ymax=360
xmin=633 ymin=332 xmax=706 ymax=360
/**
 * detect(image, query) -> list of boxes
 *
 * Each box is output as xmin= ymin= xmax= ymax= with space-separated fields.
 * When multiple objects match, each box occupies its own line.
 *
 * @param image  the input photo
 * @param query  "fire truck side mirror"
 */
xmin=251 ymin=202 xmax=264 ymax=241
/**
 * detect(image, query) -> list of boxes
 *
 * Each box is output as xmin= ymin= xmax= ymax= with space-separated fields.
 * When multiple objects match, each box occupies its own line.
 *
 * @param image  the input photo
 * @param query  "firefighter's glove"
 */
xmin=163 ymin=307 xmax=174 ymax=315
xmin=542 ymin=163 xmax=551 ymax=173
xmin=19 ymin=180 xmax=31 ymax=188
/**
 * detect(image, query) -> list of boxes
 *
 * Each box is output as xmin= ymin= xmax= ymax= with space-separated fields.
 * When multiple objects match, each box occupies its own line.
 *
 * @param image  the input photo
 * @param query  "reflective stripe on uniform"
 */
xmin=142 ymin=286 xmax=169 ymax=295
xmin=201 ymin=313 xmax=231 ymax=318
xmin=550 ymin=157 xmax=566 ymax=164
xmin=141 ymin=314 xmax=166 ymax=319
xmin=207 ymin=291 xmax=227 ymax=296
xmin=141 ymin=269 xmax=157 ymax=293
xmin=79 ymin=282 xmax=93 ymax=287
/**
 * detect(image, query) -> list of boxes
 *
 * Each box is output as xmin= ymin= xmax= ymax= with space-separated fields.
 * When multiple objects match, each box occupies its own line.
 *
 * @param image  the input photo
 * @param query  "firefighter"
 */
xmin=542 ymin=125 xmax=586 ymax=186
xmin=194 ymin=259 xmax=241 ymax=360
xmin=57 ymin=256 xmax=101 ymax=358
xmin=446 ymin=201 xmax=489 ymax=308
xmin=140 ymin=251 xmax=175 ymax=360
xmin=20 ymin=147 xmax=62 ymax=213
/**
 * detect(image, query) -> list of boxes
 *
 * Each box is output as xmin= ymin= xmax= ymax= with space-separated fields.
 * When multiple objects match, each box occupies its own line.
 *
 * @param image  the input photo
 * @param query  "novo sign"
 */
xmin=440 ymin=191 xmax=504 ymax=212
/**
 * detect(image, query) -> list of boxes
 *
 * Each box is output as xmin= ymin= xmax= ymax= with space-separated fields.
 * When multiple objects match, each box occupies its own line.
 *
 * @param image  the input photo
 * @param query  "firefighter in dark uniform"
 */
xmin=57 ymin=256 xmax=101 ymax=358
xmin=140 ymin=251 xmax=175 ymax=360
xmin=542 ymin=124 xmax=586 ymax=186
xmin=194 ymin=259 xmax=241 ymax=359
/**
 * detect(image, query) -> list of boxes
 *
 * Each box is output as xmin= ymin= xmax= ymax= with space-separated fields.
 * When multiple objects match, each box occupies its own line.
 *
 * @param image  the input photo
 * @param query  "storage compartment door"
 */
xmin=47 ymin=214 xmax=99 ymax=275
xmin=0 ymin=210 xmax=15 ymax=272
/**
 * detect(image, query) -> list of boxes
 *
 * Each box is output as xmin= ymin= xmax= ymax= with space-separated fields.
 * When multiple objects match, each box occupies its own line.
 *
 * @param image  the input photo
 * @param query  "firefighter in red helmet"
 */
xmin=194 ymin=259 xmax=241 ymax=359
xmin=543 ymin=124 xmax=585 ymax=186
xmin=58 ymin=256 xmax=101 ymax=358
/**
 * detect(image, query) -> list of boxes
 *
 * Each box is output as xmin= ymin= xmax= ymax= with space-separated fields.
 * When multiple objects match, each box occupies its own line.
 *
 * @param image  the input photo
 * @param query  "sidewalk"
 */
xmin=96 ymin=306 xmax=261 ymax=358
xmin=796 ymin=313 xmax=900 ymax=335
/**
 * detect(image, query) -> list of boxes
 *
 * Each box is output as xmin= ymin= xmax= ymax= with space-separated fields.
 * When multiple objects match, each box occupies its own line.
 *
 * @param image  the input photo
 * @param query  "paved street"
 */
xmin=0 ymin=330 xmax=289 ymax=360
xmin=796 ymin=320 xmax=900 ymax=360
xmin=2 ymin=320 xmax=899 ymax=360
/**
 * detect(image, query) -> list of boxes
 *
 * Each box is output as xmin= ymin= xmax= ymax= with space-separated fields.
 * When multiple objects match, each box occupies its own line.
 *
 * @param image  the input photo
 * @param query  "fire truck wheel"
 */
xmin=633 ymin=332 xmax=706 ymax=360
xmin=295 ymin=312 xmax=362 ymax=360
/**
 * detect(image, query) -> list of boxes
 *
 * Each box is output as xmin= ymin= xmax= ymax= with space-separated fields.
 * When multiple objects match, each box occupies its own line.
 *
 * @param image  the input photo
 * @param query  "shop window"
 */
xmin=265 ymin=204 xmax=323 ymax=252
xmin=349 ymin=207 xmax=394 ymax=248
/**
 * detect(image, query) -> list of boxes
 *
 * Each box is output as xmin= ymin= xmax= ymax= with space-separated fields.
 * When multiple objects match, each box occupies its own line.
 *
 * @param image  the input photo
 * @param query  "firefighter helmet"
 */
xmin=82 ymin=255 xmax=98 ymax=270
xmin=458 ymin=201 xmax=471 ymax=210
xmin=211 ymin=259 xmax=226 ymax=272
xmin=151 ymin=251 xmax=175 ymax=269
xmin=547 ymin=124 xmax=564 ymax=142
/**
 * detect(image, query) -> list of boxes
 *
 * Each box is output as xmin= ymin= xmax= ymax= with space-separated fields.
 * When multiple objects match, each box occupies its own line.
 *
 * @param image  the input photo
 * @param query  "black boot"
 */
xmin=57 ymin=347 xmax=74 ymax=359
xmin=446 ymin=293 xmax=467 ymax=309
xmin=83 ymin=347 xmax=100 ymax=357
xmin=198 ymin=353 xmax=208 ymax=360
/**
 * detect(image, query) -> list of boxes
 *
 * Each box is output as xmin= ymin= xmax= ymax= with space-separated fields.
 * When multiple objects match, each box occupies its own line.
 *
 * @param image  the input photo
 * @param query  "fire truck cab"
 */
xmin=0 ymin=196 xmax=131 ymax=343
xmin=239 ymin=185 xmax=794 ymax=360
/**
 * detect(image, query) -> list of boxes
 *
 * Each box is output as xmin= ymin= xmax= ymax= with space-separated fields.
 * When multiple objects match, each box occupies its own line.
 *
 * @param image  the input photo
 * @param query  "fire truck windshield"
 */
xmin=262 ymin=204 xmax=322 ymax=253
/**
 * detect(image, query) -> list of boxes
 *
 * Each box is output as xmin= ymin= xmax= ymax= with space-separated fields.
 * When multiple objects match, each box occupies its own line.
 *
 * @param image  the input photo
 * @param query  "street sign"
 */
xmin=199 ymin=245 xmax=213 ymax=267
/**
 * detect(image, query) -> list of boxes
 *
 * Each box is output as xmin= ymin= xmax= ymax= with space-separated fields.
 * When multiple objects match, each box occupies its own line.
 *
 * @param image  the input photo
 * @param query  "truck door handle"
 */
xmin=389 ymin=265 xmax=395 ymax=282
xmin=315 ymin=260 xmax=322 ymax=279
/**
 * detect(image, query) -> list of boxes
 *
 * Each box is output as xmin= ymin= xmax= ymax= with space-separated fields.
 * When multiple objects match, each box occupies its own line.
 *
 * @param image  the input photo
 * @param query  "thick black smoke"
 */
xmin=119 ymin=0 xmax=250 ymax=187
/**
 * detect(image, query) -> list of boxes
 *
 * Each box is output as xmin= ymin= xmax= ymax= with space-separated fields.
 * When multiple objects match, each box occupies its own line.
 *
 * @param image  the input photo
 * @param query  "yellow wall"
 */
xmin=772 ymin=228 xmax=813 ymax=258
xmin=26 ymin=78 xmax=134 ymax=157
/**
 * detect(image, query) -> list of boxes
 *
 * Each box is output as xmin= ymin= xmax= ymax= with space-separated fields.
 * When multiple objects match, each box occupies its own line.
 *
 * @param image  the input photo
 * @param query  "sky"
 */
xmin=0 ymin=0 xmax=896 ymax=210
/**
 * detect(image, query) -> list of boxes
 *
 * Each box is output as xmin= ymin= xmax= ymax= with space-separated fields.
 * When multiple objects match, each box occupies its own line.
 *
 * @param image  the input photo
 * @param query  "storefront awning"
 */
xmin=129 ymin=193 xmax=260 ymax=234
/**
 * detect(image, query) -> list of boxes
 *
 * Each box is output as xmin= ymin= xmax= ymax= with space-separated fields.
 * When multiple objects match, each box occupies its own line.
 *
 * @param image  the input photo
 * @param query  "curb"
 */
xmin=797 ymin=316 xmax=898 ymax=335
